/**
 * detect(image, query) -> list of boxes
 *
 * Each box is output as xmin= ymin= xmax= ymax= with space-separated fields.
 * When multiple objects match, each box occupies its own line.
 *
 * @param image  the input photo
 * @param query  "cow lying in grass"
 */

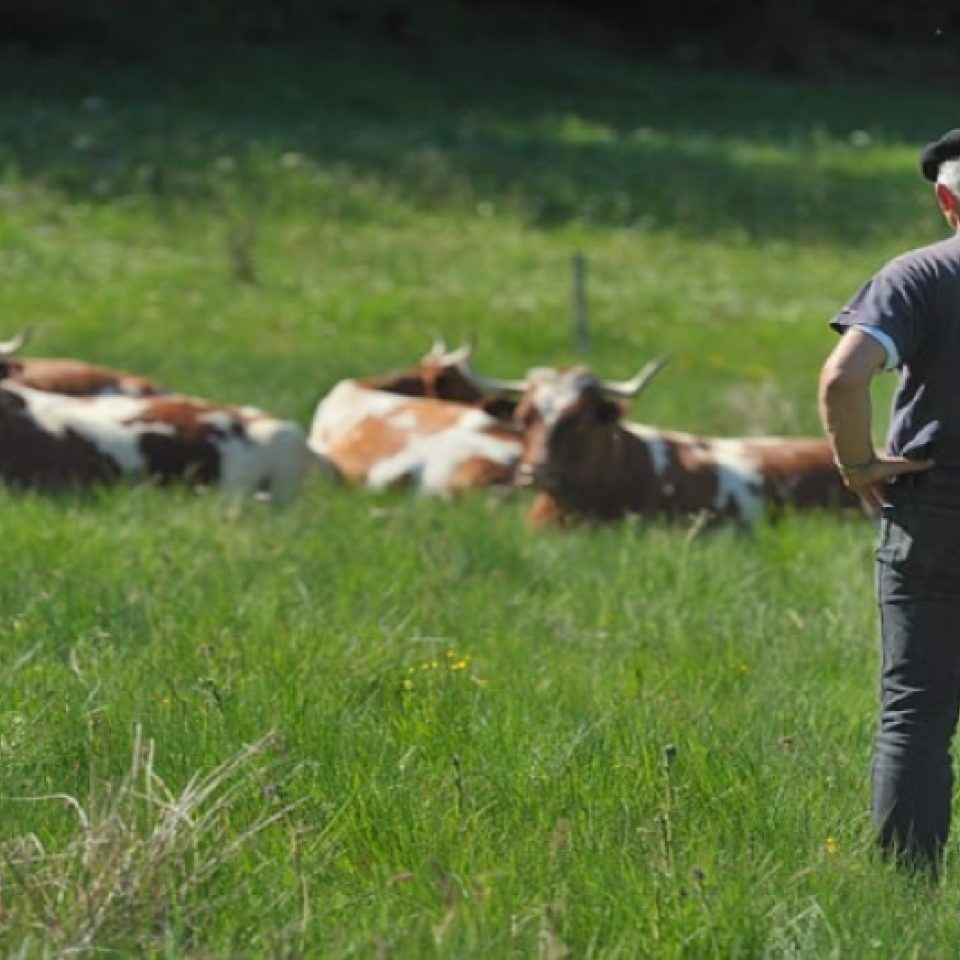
xmin=463 ymin=358 xmax=859 ymax=527
xmin=0 ymin=382 xmax=312 ymax=504
xmin=308 ymin=342 xmax=523 ymax=496
xmin=0 ymin=327 xmax=166 ymax=397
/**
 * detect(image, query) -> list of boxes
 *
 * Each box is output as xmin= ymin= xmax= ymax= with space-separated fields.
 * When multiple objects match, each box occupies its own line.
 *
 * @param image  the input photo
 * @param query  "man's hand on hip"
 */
xmin=839 ymin=455 xmax=935 ymax=516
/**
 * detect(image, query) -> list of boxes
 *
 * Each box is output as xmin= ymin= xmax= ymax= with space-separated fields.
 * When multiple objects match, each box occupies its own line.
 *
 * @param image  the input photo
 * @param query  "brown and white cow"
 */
xmin=0 ymin=328 xmax=166 ymax=397
xmin=464 ymin=359 xmax=859 ymax=528
xmin=307 ymin=342 xmax=525 ymax=497
xmin=0 ymin=382 xmax=311 ymax=504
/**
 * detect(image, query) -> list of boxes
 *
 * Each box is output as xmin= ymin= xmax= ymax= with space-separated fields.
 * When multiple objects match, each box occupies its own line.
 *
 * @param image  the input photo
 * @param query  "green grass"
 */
xmin=0 ymin=31 xmax=957 ymax=956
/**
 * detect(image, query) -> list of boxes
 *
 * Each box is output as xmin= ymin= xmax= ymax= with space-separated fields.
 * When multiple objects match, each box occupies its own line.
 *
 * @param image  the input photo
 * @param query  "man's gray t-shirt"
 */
xmin=831 ymin=233 xmax=960 ymax=464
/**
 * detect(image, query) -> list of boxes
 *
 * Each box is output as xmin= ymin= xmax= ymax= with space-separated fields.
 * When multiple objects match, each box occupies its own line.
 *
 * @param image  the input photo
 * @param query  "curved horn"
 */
xmin=0 ymin=326 xmax=34 ymax=358
xmin=426 ymin=336 xmax=448 ymax=359
xmin=458 ymin=361 xmax=529 ymax=396
xmin=444 ymin=342 xmax=473 ymax=366
xmin=599 ymin=354 xmax=672 ymax=399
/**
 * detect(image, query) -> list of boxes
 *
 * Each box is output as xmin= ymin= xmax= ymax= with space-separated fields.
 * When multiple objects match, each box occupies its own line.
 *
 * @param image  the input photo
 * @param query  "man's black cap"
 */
xmin=920 ymin=129 xmax=960 ymax=181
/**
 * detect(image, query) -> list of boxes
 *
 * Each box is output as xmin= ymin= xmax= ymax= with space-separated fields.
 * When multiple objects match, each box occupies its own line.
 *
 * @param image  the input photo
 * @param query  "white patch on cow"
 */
xmin=388 ymin=409 xmax=419 ymax=431
xmin=308 ymin=381 xmax=405 ymax=453
xmin=624 ymin=423 xmax=677 ymax=477
xmin=526 ymin=368 xmax=598 ymax=428
xmin=368 ymin=427 xmax=519 ymax=496
xmin=455 ymin=407 xmax=496 ymax=431
xmin=201 ymin=409 xmax=241 ymax=432
xmin=709 ymin=439 xmax=766 ymax=521
xmin=14 ymin=385 xmax=160 ymax=473
xmin=307 ymin=380 xmax=517 ymax=496
xmin=7 ymin=383 xmax=308 ymax=503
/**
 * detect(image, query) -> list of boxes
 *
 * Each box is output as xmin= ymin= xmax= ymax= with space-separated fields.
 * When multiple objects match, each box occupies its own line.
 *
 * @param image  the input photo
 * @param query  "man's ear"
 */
xmin=935 ymin=182 xmax=958 ymax=216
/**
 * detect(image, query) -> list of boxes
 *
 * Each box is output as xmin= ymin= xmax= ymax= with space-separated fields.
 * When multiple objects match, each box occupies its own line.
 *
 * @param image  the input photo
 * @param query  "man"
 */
xmin=818 ymin=128 xmax=960 ymax=874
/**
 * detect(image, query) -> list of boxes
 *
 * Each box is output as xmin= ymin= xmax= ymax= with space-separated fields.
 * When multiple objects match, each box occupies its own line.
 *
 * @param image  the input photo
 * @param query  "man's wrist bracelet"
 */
xmin=835 ymin=455 xmax=878 ymax=475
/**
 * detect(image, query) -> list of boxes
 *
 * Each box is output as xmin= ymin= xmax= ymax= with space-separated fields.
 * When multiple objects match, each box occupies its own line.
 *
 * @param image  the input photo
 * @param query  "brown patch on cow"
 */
xmin=449 ymin=455 xmax=513 ymax=491
xmin=4 ymin=359 xmax=165 ymax=397
xmin=402 ymin=399 xmax=486 ymax=433
xmin=127 ymin=398 xmax=239 ymax=436
xmin=0 ymin=387 xmax=120 ymax=489
xmin=656 ymin=435 xmax=730 ymax=519
xmin=362 ymin=365 xmax=483 ymax=404
xmin=362 ymin=371 xmax=442 ymax=399
xmin=323 ymin=416 xmax=410 ymax=483
xmin=125 ymin=398 xmax=239 ymax=485
xmin=526 ymin=492 xmax=573 ymax=529
xmin=739 ymin=438 xmax=858 ymax=511
xmin=360 ymin=365 xmax=517 ymax=420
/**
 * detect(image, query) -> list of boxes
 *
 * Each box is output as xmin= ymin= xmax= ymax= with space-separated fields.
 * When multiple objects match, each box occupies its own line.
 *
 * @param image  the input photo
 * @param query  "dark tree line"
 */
xmin=4 ymin=0 xmax=959 ymax=81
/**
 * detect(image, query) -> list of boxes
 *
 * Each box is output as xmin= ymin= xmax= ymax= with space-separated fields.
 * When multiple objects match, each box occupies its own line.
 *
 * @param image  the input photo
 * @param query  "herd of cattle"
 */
xmin=0 ymin=329 xmax=860 ymax=527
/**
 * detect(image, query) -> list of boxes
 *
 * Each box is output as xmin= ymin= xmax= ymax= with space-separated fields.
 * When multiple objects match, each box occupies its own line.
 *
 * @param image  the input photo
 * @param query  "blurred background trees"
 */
xmin=2 ymin=0 xmax=958 ymax=84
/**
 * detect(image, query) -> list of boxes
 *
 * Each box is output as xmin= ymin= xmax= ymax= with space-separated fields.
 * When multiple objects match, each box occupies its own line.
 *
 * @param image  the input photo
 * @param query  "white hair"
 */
xmin=936 ymin=158 xmax=960 ymax=198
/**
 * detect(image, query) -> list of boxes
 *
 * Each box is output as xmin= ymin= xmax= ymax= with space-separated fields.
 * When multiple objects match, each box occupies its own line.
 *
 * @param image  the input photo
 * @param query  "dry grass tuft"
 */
xmin=0 ymin=727 xmax=297 ymax=956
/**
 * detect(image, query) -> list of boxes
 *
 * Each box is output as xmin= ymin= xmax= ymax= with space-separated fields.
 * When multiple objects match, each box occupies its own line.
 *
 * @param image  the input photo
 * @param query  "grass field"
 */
xmin=1 ymin=31 xmax=959 ymax=957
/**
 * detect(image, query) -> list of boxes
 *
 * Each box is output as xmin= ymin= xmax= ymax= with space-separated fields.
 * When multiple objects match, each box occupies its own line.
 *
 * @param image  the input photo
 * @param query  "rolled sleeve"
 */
xmin=829 ymin=259 xmax=928 ymax=367
xmin=853 ymin=324 xmax=900 ymax=371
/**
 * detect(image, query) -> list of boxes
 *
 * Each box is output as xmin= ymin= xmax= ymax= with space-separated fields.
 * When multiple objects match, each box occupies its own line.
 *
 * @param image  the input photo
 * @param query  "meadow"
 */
xmin=0 ymin=31 xmax=959 ymax=957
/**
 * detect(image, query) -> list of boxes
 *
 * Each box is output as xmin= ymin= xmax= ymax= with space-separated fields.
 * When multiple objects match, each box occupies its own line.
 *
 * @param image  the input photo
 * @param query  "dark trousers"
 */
xmin=873 ymin=477 xmax=960 ymax=872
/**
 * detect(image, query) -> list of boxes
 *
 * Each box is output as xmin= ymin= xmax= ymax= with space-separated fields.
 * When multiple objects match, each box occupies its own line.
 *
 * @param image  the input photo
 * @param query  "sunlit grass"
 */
xmin=0 ymin=32 xmax=955 ymax=956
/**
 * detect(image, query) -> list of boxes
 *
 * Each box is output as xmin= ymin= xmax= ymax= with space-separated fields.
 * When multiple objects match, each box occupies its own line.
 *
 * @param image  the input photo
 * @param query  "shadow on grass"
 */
xmin=0 ymin=36 xmax=953 ymax=245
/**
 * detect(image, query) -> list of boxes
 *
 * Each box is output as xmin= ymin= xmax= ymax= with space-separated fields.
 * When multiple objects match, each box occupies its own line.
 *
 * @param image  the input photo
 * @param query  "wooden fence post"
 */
xmin=573 ymin=252 xmax=589 ymax=355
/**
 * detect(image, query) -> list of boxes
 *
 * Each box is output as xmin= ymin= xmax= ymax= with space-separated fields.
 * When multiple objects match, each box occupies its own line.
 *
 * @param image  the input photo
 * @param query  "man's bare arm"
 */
xmin=818 ymin=328 xmax=933 ymax=515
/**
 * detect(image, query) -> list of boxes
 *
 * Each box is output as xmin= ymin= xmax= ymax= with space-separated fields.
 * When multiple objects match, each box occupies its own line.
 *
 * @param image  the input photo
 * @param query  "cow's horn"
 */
xmin=458 ymin=362 xmax=529 ymax=395
xmin=427 ymin=336 xmax=448 ymax=358
xmin=599 ymin=355 xmax=671 ymax=399
xmin=444 ymin=342 xmax=473 ymax=366
xmin=0 ymin=326 xmax=33 ymax=358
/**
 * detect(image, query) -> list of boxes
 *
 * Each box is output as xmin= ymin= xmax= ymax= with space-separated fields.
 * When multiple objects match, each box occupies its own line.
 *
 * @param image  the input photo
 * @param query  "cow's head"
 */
xmin=417 ymin=339 xmax=484 ymax=404
xmin=460 ymin=357 xmax=670 ymax=492
xmin=376 ymin=339 xmax=519 ymax=419
xmin=362 ymin=340 xmax=478 ymax=402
